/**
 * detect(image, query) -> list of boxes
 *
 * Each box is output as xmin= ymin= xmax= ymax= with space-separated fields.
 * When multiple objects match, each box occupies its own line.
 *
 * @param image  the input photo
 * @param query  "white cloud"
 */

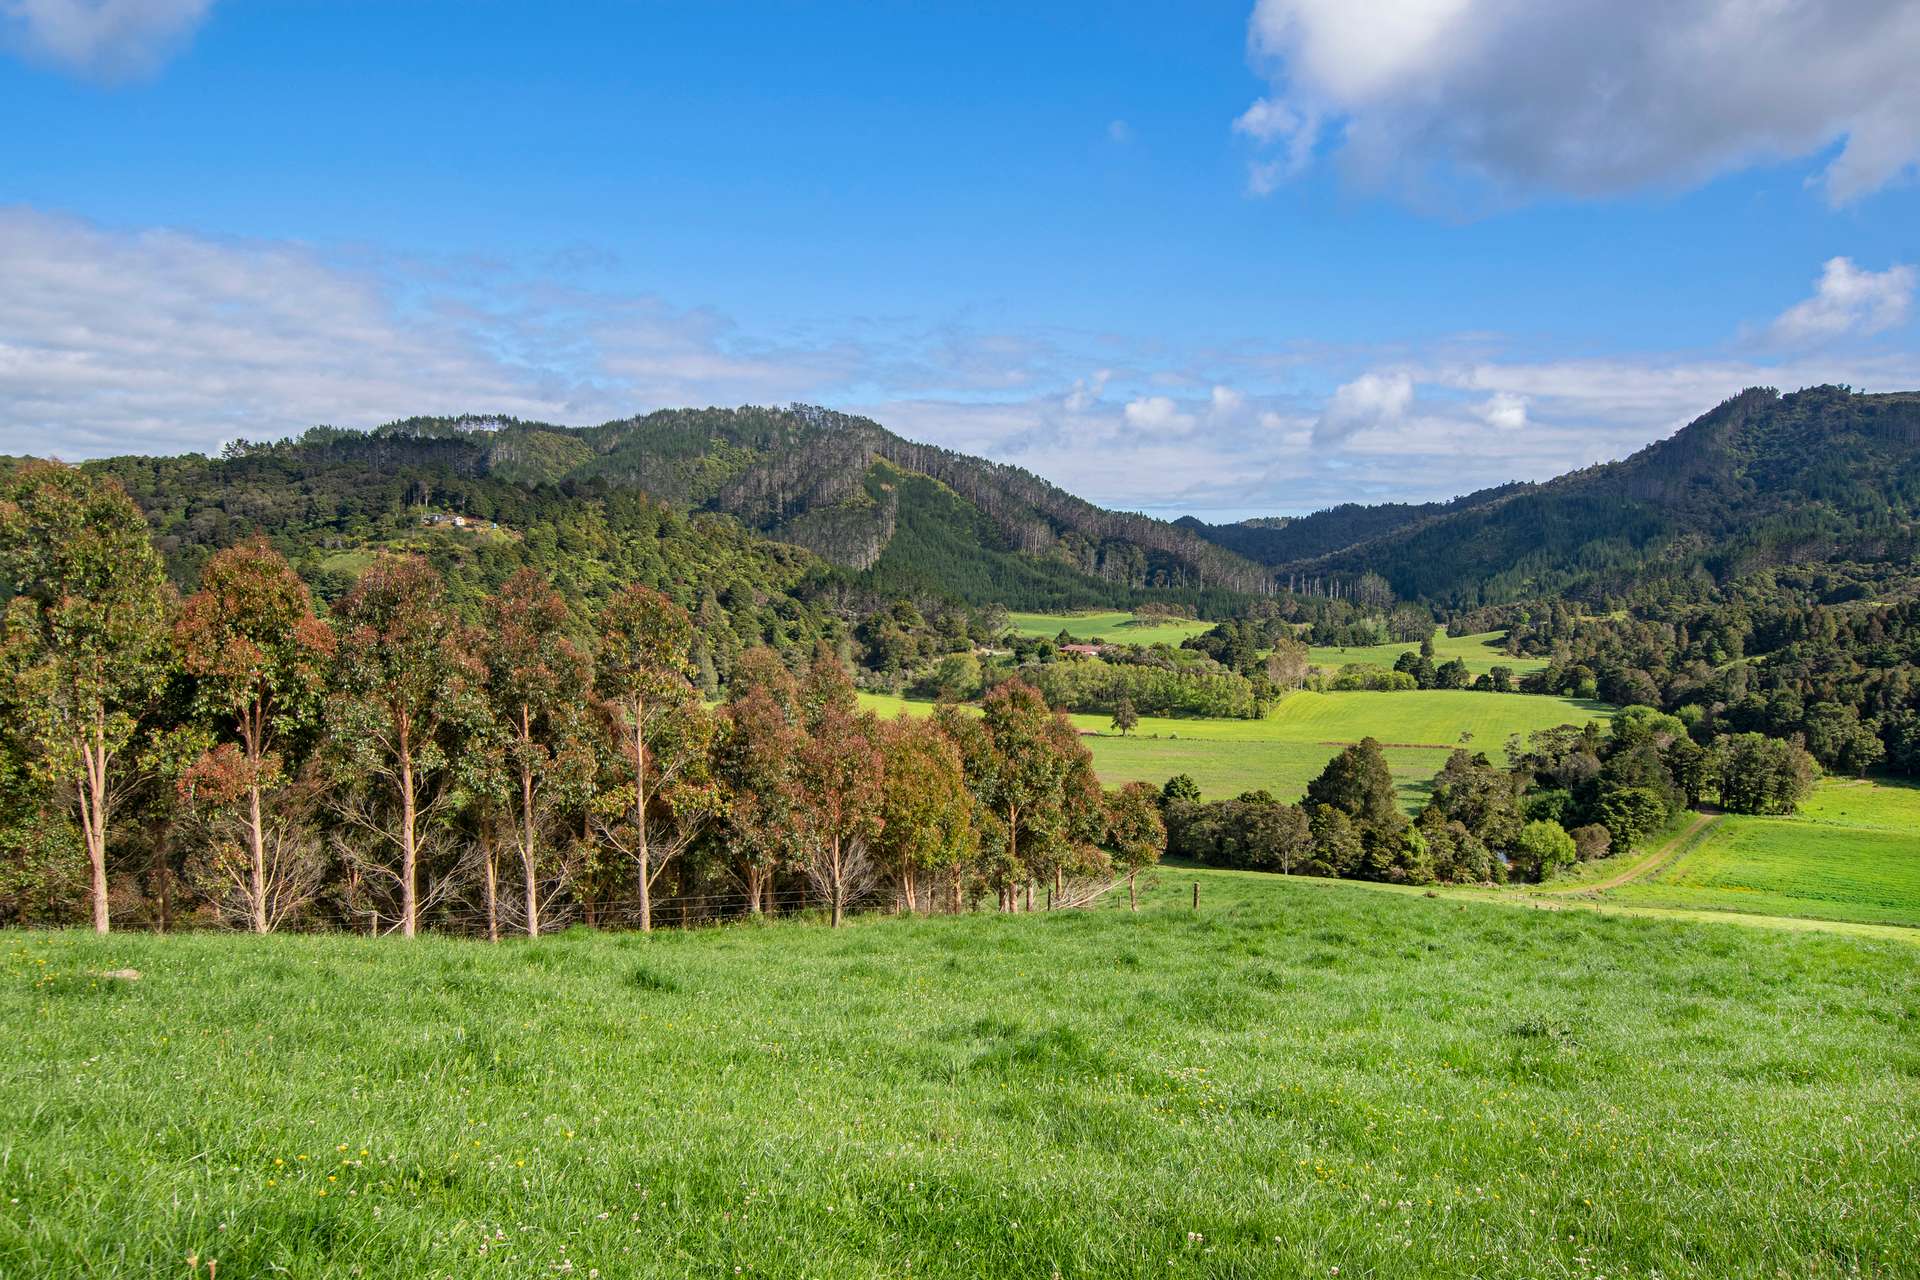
xmin=1480 ymin=391 xmax=1527 ymax=431
xmin=1208 ymin=385 xmax=1247 ymax=421
xmin=1232 ymin=97 xmax=1319 ymax=191
xmin=1063 ymin=369 xmax=1111 ymax=413
xmin=1315 ymin=371 xmax=1412 ymax=443
xmin=1122 ymin=395 xmax=1197 ymax=434
xmin=0 ymin=207 xmax=847 ymax=457
xmin=1107 ymin=119 xmax=1132 ymax=145
xmin=2 ymin=0 xmax=213 ymax=79
xmin=1768 ymin=256 xmax=1916 ymax=345
xmin=1236 ymin=0 xmax=1920 ymax=206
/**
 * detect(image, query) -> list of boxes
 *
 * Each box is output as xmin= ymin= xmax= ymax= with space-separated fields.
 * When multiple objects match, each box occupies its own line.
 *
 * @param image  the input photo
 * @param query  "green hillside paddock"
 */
xmin=1004 ymin=611 xmax=1216 ymax=648
xmin=1306 ymin=629 xmax=1549 ymax=678
xmin=1603 ymin=780 xmax=1920 ymax=928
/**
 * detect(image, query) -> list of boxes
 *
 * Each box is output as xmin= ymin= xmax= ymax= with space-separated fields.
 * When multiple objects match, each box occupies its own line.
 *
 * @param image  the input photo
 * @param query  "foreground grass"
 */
xmin=1605 ymin=780 xmax=1920 ymax=929
xmin=859 ymin=689 xmax=1612 ymax=805
xmin=4 ymin=871 xmax=1918 ymax=1278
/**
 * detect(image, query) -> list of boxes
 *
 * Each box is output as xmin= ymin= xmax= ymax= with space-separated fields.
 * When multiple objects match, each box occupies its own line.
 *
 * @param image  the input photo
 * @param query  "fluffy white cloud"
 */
xmin=1315 ymin=371 xmax=1412 ymax=443
xmin=1208 ymin=385 xmax=1247 ymax=421
xmin=1 ymin=0 xmax=213 ymax=79
xmin=1480 ymin=391 xmax=1527 ymax=431
xmin=1236 ymin=0 xmax=1920 ymax=205
xmin=1768 ymin=257 xmax=1916 ymax=345
xmin=1122 ymin=395 xmax=1197 ymax=434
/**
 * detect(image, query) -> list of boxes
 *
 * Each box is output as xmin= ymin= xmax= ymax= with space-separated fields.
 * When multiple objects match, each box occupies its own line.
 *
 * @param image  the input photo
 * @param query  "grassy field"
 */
xmin=1307 ymin=629 xmax=1548 ymax=678
xmin=1602 ymin=780 xmax=1920 ymax=929
xmin=860 ymin=689 xmax=1612 ymax=806
xmin=1004 ymin=610 xmax=1215 ymax=648
xmin=5 ymin=870 xmax=1917 ymax=1278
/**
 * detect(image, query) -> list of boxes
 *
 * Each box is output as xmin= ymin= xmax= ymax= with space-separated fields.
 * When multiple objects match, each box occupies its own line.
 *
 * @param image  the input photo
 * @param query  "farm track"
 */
xmin=1538 ymin=811 xmax=1720 ymax=896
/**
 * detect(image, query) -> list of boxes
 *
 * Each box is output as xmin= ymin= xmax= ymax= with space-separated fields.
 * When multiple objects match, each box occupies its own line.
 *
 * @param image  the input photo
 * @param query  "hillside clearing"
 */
xmin=1306 ymin=629 xmax=1549 ymax=677
xmin=4 ymin=869 xmax=1917 ymax=1279
xmin=1004 ymin=610 xmax=1215 ymax=648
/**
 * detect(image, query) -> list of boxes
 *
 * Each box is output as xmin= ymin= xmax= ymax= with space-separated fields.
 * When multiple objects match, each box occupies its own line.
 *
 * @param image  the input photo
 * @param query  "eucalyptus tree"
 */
xmin=174 ymin=538 xmax=333 ymax=933
xmin=0 ymin=463 xmax=172 ymax=933
xmin=481 ymin=569 xmax=594 ymax=937
xmin=790 ymin=649 xmax=883 ymax=927
xmin=594 ymin=585 xmax=714 ymax=931
xmin=328 ymin=554 xmax=484 ymax=937
xmin=714 ymin=647 xmax=801 ymax=915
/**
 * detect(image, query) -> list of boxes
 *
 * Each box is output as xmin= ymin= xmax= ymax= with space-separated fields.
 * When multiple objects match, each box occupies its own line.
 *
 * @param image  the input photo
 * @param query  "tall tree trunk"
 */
xmin=520 ymin=757 xmax=539 ymax=938
xmin=830 ymin=836 xmax=844 ymax=927
xmin=482 ymin=828 xmax=499 ymax=944
xmin=633 ymin=706 xmax=651 ymax=933
xmin=399 ymin=738 xmax=418 ymax=939
xmin=902 ymin=868 xmax=917 ymax=914
xmin=247 ymin=780 xmax=269 ymax=934
xmin=81 ymin=730 xmax=110 ymax=934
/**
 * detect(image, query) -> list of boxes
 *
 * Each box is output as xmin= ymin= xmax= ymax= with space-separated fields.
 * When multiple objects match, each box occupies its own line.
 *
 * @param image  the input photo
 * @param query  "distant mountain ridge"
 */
xmin=76 ymin=385 xmax=1920 ymax=614
xmin=1177 ymin=483 xmax=1527 ymax=567
xmin=168 ymin=404 xmax=1278 ymax=611
xmin=1199 ymin=386 xmax=1920 ymax=606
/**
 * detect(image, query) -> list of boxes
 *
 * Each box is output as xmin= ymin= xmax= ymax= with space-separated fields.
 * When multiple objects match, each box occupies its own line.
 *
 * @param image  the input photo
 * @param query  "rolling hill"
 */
xmin=1189 ymin=385 xmax=1920 ymax=606
xmin=94 ymin=405 xmax=1274 ymax=613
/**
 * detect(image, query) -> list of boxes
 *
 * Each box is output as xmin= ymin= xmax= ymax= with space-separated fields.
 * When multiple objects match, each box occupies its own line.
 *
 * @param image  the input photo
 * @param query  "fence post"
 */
xmin=1192 ymin=881 xmax=1199 ymax=911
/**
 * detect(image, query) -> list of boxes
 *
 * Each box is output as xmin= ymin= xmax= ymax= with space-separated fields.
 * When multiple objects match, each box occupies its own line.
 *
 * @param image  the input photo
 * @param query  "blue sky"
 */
xmin=3 ymin=1 xmax=1918 ymax=518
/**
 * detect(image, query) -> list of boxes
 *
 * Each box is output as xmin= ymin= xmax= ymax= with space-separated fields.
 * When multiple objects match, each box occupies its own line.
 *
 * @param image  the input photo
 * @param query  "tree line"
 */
xmin=0 ymin=463 xmax=1164 ymax=934
xmin=1165 ymin=706 xmax=1817 ymax=885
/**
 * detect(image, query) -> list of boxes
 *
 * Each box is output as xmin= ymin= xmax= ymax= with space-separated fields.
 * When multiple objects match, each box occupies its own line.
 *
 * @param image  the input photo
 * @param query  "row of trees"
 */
xmin=0 ymin=463 xmax=1164 ymax=935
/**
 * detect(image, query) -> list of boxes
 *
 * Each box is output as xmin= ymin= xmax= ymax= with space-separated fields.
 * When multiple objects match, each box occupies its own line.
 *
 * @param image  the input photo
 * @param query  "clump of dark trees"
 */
xmin=0 ymin=463 xmax=1165 ymax=934
xmin=1166 ymin=706 xmax=1816 ymax=886
xmin=1474 ymin=588 xmax=1920 ymax=778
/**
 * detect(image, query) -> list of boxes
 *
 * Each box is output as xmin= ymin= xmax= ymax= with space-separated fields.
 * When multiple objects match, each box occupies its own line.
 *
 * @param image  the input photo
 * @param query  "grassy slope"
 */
xmin=1307 ymin=629 xmax=1549 ymax=678
xmin=1005 ymin=611 xmax=1216 ymax=648
xmin=859 ymin=689 xmax=1612 ymax=807
xmin=1603 ymin=780 xmax=1920 ymax=929
xmin=4 ymin=873 xmax=1916 ymax=1279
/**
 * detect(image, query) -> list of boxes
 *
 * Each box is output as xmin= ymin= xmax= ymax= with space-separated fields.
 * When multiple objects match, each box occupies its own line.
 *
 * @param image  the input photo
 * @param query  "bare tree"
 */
xmin=801 ymin=833 xmax=880 ymax=925
xmin=186 ymin=784 xmax=327 ymax=932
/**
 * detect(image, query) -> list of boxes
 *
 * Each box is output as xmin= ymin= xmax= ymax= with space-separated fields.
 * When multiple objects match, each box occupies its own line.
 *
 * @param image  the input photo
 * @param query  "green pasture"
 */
xmin=1306 ymin=628 xmax=1548 ymax=677
xmin=4 ymin=869 xmax=1916 ymax=1279
xmin=860 ymin=689 xmax=1612 ymax=805
xmin=1004 ymin=610 xmax=1215 ymax=648
xmin=1603 ymin=780 xmax=1920 ymax=929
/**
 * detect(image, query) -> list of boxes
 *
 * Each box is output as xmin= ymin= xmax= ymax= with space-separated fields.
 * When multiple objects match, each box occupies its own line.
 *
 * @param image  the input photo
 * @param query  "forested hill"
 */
xmin=1177 ymin=483 xmax=1525 ymax=566
xmin=73 ymin=403 xmax=1274 ymax=614
xmin=1221 ymin=386 xmax=1920 ymax=607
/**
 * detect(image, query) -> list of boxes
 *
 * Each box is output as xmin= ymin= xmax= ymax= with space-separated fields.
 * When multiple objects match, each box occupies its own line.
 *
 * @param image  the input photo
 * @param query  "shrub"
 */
xmin=1569 ymin=824 xmax=1612 ymax=862
xmin=1511 ymin=820 xmax=1577 ymax=882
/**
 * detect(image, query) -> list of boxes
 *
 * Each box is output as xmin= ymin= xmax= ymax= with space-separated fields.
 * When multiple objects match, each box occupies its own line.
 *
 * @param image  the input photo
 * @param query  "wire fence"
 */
xmin=155 ymin=876 xmax=1130 ymax=940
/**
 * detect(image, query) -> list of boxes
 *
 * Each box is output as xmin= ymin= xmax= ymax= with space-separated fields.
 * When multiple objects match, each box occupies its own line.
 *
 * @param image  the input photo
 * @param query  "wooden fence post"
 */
xmin=1192 ymin=881 xmax=1199 ymax=911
